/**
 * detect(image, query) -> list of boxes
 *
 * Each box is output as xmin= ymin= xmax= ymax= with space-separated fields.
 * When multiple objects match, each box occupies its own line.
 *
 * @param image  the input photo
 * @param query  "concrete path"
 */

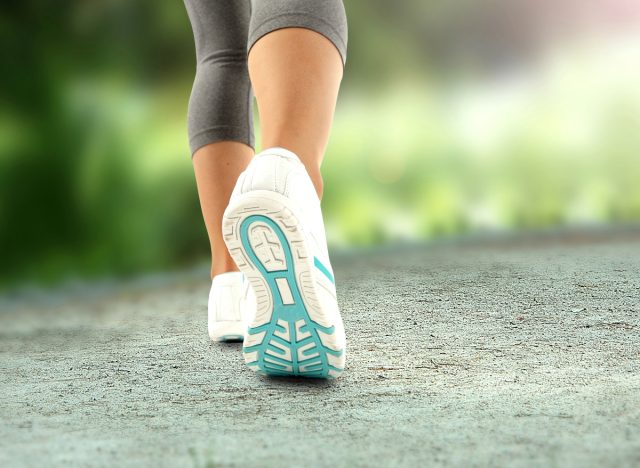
xmin=1 ymin=230 xmax=639 ymax=467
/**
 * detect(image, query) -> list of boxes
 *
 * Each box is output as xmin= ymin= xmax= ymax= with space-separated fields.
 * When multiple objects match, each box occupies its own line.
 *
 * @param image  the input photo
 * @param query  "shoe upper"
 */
xmin=231 ymin=147 xmax=332 ymax=269
xmin=208 ymin=271 xmax=255 ymax=338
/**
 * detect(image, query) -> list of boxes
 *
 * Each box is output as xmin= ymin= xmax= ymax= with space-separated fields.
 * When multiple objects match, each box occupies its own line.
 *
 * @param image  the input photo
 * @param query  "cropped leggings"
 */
xmin=183 ymin=0 xmax=348 ymax=155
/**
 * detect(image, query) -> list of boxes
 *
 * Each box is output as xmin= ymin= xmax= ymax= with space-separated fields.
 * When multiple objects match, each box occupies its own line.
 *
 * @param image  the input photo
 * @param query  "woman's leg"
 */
xmin=183 ymin=0 xmax=255 ymax=278
xmin=192 ymin=143 xmax=253 ymax=277
xmin=218 ymin=0 xmax=349 ymax=377
xmin=247 ymin=0 xmax=348 ymax=199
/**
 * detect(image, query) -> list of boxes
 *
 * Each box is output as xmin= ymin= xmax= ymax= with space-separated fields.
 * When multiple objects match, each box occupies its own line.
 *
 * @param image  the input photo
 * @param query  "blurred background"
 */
xmin=1 ymin=0 xmax=639 ymax=290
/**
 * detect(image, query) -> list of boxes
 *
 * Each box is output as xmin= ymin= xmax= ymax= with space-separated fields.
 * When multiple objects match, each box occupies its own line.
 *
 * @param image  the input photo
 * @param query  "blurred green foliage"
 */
xmin=1 ymin=1 xmax=639 ymax=288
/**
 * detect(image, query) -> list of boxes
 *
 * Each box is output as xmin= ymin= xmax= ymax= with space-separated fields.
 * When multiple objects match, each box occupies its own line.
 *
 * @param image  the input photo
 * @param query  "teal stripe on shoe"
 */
xmin=314 ymin=256 xmax=335 ymax=284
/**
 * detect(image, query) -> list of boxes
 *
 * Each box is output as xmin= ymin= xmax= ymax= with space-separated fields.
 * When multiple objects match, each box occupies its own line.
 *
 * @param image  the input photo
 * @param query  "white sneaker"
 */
xmin=208 ymin=271 xmax=255 ymax=342
xmin=222 ymin=147 xmax=346 ymax=378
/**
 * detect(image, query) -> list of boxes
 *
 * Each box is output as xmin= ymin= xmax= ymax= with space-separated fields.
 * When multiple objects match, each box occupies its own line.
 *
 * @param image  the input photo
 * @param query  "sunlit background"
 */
xmin=2 ymin=0 xmax=640 ymax=289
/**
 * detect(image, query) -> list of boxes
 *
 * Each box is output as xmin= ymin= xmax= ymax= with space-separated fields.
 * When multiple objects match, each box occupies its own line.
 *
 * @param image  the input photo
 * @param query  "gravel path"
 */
xmin=1 ymin=230 xmax=639 ymax=467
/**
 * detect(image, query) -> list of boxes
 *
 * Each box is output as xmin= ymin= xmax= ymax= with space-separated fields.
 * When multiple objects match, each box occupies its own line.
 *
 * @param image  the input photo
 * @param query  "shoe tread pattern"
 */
xmin=223 ymin=197 xmax=344 ymax=379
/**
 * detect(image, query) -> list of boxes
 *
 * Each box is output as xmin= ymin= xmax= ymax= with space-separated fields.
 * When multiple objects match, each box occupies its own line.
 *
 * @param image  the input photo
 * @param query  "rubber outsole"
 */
xmin=214 ymin=334 xmax=244 ymax=343
xmin=222 ymin=191 xmax=345 ymax=379
xmin=209 ymin=321 xmax=246 ymax=343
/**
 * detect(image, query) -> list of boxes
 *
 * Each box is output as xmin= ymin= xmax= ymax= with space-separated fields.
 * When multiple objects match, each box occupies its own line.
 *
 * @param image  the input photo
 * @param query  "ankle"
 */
xmin=211 ymin=256 xmax=239 ymax=279
xmin=259 ymin=144 xmax=325 ymax=198
xmin=303 ymin=163 xmax=324 ymax=199
xmin=211 ymin=266 xmax=239 ymax=279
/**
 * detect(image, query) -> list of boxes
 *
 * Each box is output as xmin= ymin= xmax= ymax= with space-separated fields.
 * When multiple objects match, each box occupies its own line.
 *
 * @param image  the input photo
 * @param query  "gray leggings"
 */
xmin=183 ymin=0 xmax=348 ymax=155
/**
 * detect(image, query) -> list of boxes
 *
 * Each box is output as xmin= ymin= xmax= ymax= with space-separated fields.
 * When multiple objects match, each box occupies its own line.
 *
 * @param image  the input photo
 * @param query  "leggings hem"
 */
xmin=247 ymin=13 xmax=347 ymax=68
xmin=189 ymin=127 xmax=255 ymax=157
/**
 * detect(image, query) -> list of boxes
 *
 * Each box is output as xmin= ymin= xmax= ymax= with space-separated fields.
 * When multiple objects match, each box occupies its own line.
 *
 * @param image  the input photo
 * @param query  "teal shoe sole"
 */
xmin=223 ymin=192 xmax=345 ymax=379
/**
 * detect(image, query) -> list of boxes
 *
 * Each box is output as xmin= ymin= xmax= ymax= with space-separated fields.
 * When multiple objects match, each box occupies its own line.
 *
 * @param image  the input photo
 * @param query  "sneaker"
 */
xmin=222 ymin=147 xmax=346 ymax=378
xmin=208 ymin=271 xmax=255 ymax=342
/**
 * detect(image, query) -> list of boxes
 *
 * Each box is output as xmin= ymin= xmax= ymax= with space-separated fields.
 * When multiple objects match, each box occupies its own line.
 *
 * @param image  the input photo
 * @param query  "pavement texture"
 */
xmin=1 ymin=229 xmax=639 ymax=467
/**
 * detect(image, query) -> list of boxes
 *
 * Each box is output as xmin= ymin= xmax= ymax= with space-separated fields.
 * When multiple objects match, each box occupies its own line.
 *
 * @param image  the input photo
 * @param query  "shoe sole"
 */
xmin=209 ymin=321 xmax=245 ymax=343
xmin=222 ymin=190 xmax=345 ymax=379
